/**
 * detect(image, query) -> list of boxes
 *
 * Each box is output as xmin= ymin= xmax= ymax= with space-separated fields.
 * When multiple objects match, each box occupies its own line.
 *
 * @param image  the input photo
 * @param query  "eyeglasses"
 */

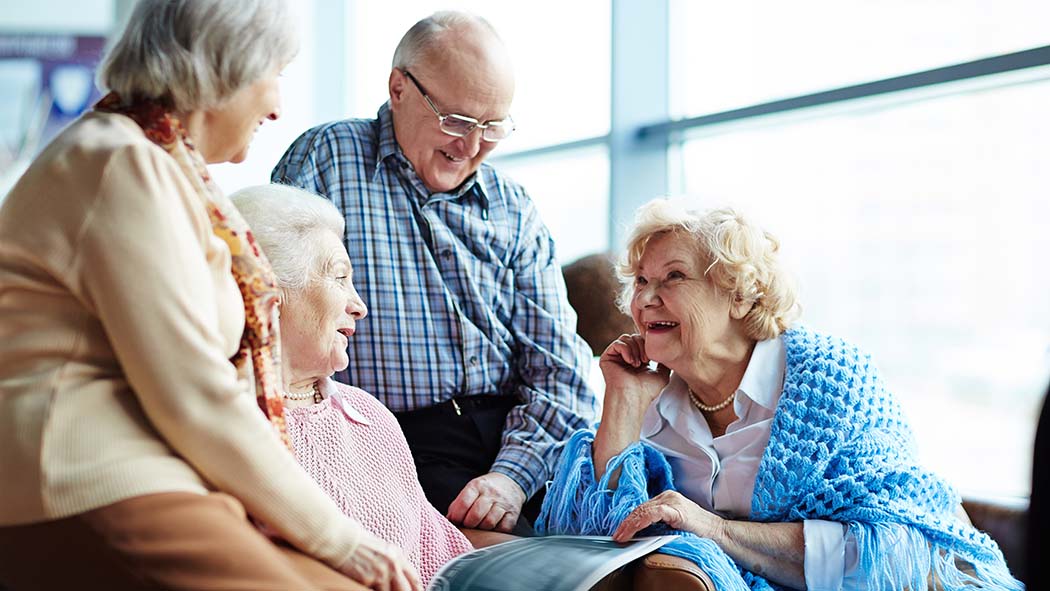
xmin=401 ymin=69 xmax=515 ymax=143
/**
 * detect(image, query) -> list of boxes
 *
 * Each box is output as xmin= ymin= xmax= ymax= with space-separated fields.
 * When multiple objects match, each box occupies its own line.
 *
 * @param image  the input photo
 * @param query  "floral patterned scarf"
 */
xmin=95 ymin=92 xmax=292 ymax=451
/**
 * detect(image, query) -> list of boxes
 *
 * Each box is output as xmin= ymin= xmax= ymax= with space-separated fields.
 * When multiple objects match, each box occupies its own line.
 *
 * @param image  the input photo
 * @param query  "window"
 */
xmin=497 ymin=146 xmax=610 ymax=264
xmin=676 ymin=74 xmax=1050 ymax=496
xmin=670 ymin=0 xmax=1050 ymax=118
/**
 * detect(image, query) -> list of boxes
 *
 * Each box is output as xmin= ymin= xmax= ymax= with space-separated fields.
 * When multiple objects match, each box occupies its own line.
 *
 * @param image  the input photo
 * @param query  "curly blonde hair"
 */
xmin=617 ymin=199 xmax=800 ymax=341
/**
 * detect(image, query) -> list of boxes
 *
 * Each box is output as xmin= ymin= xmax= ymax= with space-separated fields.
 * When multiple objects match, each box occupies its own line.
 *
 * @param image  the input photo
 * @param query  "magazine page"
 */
xmin=427 ymin=535 xmax=677 ymax=591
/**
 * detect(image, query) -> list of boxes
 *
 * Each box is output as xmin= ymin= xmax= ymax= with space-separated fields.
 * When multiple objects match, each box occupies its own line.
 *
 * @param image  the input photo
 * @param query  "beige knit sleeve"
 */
xmin=73 ymin=143 xmax=364 ymax=572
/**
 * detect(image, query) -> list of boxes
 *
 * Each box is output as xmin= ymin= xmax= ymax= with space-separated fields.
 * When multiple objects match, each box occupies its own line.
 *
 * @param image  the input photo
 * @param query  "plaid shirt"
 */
xmin=271 ymin=103 xmax=598 ymax=496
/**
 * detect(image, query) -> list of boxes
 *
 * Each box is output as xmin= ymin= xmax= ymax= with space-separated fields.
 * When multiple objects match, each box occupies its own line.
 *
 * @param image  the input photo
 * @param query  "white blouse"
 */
xmin=639 ymin=336 xmax=857 ymax=590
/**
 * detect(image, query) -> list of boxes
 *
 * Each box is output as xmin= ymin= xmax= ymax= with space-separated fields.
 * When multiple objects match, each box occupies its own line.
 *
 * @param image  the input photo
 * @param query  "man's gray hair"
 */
xmin=230 ymin=184 xmax=345 ymax=292
xmin=98 ymin=0 xmax=298 ymax=112
xmin=392 ymin=10 xmax=500 ymax=70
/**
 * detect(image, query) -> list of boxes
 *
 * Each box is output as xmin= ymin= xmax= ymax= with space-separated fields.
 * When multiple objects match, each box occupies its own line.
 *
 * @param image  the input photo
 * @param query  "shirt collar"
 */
xmin=645 ymin=335 xmax=786 ymax=437
xmin=736 ymin=335 xmax=786 ymax=411
xmin=375 ymin=101 xmax=401 ymax=169
xmin=373 ymin=101 xmax=490 ymax=208
xmin=318 ymin=377 xmax=371 ymax=425
xmin=647 ymin=374 xmax=707 ymax=441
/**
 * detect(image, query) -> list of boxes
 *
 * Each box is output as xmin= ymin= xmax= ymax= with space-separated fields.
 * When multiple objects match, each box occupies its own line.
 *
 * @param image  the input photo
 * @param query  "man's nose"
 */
xmin=454 ymin=127 xmax=483 ymax=158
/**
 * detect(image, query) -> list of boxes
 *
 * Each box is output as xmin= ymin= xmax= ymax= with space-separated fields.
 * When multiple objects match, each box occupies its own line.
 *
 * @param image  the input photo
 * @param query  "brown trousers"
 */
xmin=0 ymin=492 xmax=367 ymax=591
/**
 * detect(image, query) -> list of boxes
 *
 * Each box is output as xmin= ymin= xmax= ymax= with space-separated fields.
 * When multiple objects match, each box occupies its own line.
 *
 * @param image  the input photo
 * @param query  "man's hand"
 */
xmin=446 ymin=472 xmax=526 ymax=532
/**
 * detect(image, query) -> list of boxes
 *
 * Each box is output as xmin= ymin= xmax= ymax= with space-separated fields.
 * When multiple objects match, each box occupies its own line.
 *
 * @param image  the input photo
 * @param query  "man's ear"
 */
xmin=389 ymin=68 xmax=406 ymax=105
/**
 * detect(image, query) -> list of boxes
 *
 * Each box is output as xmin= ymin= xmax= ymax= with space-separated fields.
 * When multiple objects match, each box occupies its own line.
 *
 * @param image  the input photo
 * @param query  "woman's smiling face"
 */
xmin=280 ymin=230 xmax=368 ymax=383
xmin=629 ymin=232 xmax=736 ymax=371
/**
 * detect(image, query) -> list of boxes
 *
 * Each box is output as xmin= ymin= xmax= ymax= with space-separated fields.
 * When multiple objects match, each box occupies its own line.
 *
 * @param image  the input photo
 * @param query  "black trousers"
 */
xmin=393 ymin=395 xmax=545 ymax=537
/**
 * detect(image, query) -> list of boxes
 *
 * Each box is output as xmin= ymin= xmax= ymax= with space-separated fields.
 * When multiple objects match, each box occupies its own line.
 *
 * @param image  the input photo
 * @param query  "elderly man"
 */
xmin=272 ymin=12 xmax=597 ymax=537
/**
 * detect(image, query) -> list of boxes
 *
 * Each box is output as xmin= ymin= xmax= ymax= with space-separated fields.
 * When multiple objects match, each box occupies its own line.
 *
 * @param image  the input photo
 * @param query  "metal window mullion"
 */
xmin=642 ymin=44 xmax=1050 ymax=141
xmin=609 ymin=0 xmax=670 ymax=252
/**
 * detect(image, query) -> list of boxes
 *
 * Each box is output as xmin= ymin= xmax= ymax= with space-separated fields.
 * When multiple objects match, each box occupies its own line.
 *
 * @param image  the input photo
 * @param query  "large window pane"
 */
xmin=497 ymin=146 xmax=610 ymax=264
xmin=670 ymin=0 xmax=1050 ymax=117
xmin=677 ymin=75 xmax=1050 ymax=497
xmin=348 ymin=0 xmax=610 ymax=152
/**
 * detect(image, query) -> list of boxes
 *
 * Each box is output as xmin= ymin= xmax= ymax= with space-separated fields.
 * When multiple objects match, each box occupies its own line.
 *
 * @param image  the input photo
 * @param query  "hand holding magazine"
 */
xmin=427 ymin=535 xmax=676 ymax=591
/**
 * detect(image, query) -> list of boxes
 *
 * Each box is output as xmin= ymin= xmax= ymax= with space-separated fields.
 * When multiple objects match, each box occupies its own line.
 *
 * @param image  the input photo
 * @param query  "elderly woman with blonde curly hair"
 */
xmin=539 ymin=199 xmax=1021 ymax=590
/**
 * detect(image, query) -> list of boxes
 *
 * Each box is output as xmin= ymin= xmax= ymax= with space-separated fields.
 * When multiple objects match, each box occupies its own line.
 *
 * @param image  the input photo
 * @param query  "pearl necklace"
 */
xmin=687 ymin=388 xmax=735 ymax=413
xmin=283 ymin=381 xmax=323 ymax=404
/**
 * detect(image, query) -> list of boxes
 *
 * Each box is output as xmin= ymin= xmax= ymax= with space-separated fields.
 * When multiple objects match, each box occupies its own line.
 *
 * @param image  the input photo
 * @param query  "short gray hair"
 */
xmin=99 ymin=0 xmax=298 ymax=112
xmin=618 ymin=199 xmax=801 ymax=341
xmin=230 ymin=184 xmax=345 ymax=292
xmin=392 ymin=11 xmax=500 ymax=70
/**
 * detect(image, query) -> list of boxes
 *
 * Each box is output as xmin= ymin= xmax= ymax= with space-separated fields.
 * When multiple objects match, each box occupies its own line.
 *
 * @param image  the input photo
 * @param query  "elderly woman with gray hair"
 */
xmin=0 ymin=1 xmax=417 ymax=589
xmin=539 ymin=199 xmax=1021 ymax=590
xmin=231 ymin=184 xmax=479 ymax=588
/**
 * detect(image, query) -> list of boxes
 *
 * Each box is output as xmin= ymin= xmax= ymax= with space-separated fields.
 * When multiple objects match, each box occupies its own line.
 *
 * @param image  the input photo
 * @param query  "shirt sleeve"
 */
xmin=492 ymin=195 xmax=600 ymax=497
xmin=271 ymin=124 xmax=336 ymax=195
xmin=805 ymin=518 xmax=933 ymax=590
xmin=804 ymin=519 xmax=848 ymax=590
xmin=76 ymin=144 xmax=363 ymax=572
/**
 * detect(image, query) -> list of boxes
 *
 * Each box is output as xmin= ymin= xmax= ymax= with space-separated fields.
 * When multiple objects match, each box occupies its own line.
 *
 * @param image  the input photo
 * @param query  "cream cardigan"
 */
xmin=0 ymin=112 xmax=361 ymax=570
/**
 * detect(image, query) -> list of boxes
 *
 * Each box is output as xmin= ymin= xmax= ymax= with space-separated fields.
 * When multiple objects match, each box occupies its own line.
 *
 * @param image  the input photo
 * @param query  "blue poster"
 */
xmin=0 ymin=34 xmax=106 ymax=185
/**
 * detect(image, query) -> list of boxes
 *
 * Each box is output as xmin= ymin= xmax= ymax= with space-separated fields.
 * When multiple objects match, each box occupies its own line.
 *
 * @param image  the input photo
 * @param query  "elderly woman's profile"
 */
xmin=232 ymin=183 xmax=501 ymax=587
xmin=538 ymin=199 xmax=1021 ymax=590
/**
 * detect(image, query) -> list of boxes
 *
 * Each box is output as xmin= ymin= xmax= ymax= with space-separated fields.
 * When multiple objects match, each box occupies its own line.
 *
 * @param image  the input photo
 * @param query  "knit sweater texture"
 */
xmin=0 ymin=113 xmax=363 ymax=570
xmin=538 ymin=327 xmax=1021 ymax=590
xmin=285 ymin=380 xmax=473 ymax=585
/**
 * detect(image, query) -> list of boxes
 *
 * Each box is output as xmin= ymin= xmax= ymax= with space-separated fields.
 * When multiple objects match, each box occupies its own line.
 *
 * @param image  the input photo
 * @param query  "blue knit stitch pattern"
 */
xmin=538 ymin=327 xmax=1022 ymax=590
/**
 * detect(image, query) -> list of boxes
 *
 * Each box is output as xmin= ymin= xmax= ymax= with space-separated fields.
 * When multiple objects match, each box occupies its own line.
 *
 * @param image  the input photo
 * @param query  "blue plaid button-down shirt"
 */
xmin=272 ymin=103 xmax=598 ymax=496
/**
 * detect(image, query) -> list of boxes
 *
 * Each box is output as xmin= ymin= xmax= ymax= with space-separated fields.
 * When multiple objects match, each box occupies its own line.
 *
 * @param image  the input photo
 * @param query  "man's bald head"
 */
xmin=392 ymin=11 xmax=512 ymax=81
xmin=388 ymin=11 xmax=516 ymax=193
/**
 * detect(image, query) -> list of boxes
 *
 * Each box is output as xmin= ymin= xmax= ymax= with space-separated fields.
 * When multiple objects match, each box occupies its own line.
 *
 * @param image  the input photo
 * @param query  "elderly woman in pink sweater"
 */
xmin=232 ymin=184 xmax=505 ymax=586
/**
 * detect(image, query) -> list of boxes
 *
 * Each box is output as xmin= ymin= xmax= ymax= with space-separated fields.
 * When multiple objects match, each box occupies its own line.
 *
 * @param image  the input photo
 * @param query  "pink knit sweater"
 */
xmin=284 ymin=379 xmax=473 ymax=584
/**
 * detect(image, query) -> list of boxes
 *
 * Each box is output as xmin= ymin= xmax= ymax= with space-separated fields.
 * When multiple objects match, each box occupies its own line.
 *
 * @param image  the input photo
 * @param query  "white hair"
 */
xmin=392 ymin=10 xmax=500 ymax=70
xmin=98 ymin=0 xmax=299 ymax=112
xmin=229 ymin=184 xmax=345 ymax=292
xmin=618 ymin=199 xmax=801 ymax=341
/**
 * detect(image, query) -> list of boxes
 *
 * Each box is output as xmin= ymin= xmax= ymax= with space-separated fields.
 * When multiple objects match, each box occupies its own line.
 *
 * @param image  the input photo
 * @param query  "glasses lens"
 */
xmin=440 ymin=115 xmax=476 ymax=137
xmin=482 ymin=121 xmax=514 ymax=142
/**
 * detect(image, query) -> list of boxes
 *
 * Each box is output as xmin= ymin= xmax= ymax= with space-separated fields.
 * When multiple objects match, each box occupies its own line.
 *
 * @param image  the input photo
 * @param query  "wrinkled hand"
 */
xmin=446 ymin=472 xmax=526 ymax=532
xmin=338 ymin=530 xmax=423 ymax=591
xmin=600 ymin=333 xmax=671 ymax=409
xmin=611 ymin=490 xmax=725 ymax=544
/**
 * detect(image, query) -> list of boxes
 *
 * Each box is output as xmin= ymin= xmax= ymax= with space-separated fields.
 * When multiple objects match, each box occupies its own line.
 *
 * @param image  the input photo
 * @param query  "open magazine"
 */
xmin=427 ymin=535 xmax=677 ymax=591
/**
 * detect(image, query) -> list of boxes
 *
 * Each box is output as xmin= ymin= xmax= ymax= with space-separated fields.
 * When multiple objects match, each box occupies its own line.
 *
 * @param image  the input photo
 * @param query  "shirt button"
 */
xmin=441 ymin=249 xmax=453 ymax=258
xmin=400 ymin=161 xmax=409 ymax=170
xmin=469 ymin=356 xmax=479 ymax=366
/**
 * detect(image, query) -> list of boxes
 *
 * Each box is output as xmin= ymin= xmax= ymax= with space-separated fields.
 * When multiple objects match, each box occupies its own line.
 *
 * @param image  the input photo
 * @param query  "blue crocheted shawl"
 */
xmin=538 ymin=327 xmax=1021 ymax=590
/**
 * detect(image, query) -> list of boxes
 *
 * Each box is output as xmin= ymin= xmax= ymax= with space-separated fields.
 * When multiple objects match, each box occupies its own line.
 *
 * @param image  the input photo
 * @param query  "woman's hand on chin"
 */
xmin=599 ymin=333 xmax=671 ymax=411
xmin=593 ymin=334 xmax=672 ymax=482
xmin=611 ymin=490 xmax=725 ymax=544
